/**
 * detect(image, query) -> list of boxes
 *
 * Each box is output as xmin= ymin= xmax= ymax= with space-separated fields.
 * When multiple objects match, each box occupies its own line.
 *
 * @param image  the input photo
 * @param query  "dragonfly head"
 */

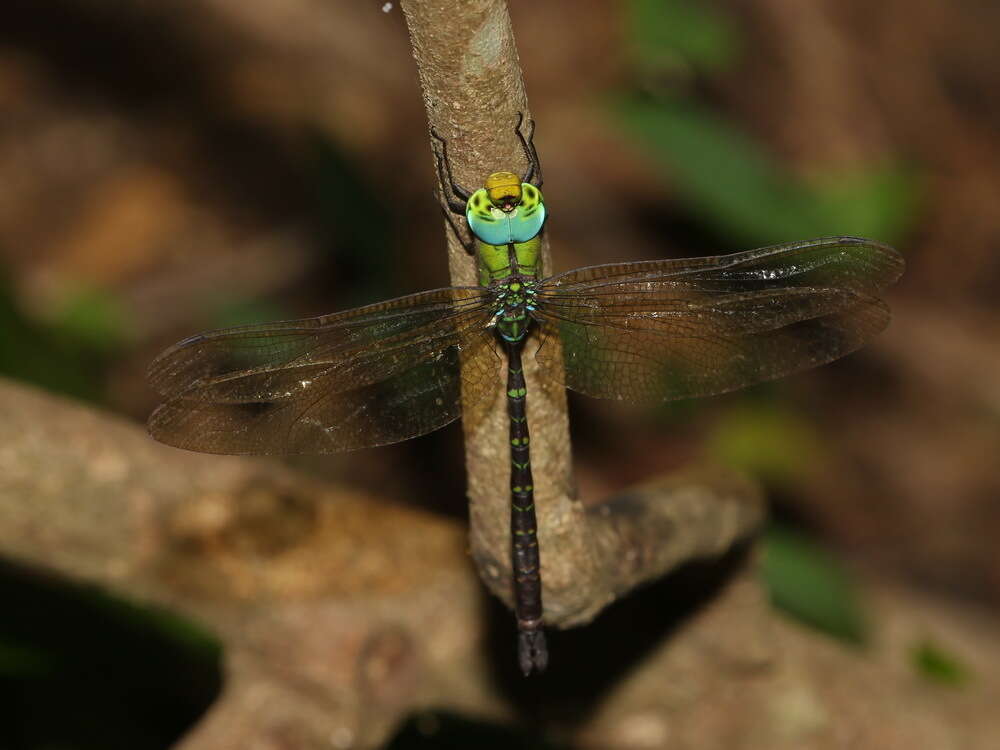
xmin=485 ymin=171 xmax=522 ymax=212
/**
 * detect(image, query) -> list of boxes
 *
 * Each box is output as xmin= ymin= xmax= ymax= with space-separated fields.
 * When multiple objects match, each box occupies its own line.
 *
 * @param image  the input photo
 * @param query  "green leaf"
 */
xmin=0 ymin=274 xmax=108 ymax=402
xmin=910 ymin=639 xmax=971 ymax=686
xmin=628 ymin=0 xmax=738 ymax=73
xmin=615 ymin=96 xmax=918 ymax=247
xmin=813 ymin=164 xmax=921 ymax=243
xmin=84 ymin=586 xmax=221 ymax=662
xmin=52 ymin=285 xmax=131 ymax=351
xmin=762 ymin=525 xmax=868 ymax=644
xmin=707 ymin=404 xmax=823 ymax=486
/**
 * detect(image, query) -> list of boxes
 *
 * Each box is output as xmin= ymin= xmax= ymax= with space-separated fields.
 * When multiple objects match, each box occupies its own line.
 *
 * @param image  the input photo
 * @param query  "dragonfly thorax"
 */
xmin=492 ymin=276 xmax=538 ymax=343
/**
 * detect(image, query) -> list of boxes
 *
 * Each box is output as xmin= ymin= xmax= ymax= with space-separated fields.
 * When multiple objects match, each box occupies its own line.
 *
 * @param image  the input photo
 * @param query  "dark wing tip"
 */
xmin=813 ymin=235 xmax=906 ymax=289
xmin=752 ymin=235 xmax=905 ymax=295
xmin=147 ymin=399 xmax=261 ymax=455
xmin=147 ymin=332 xmax=210 ymax=397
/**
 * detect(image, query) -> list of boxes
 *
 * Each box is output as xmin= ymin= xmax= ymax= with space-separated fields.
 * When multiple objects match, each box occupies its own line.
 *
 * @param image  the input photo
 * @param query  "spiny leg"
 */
xmin=438 ymin=196 xmax=475 ymax=254
xmin=430 ymin=127 xmax=476 ymax=254
xmin=515 ymin=112 xmax=543 ymax=188
xmin=430 ymin=127 xmax=472 ymax=213
xmin=505 ymin=339 xmax=547 ymax=675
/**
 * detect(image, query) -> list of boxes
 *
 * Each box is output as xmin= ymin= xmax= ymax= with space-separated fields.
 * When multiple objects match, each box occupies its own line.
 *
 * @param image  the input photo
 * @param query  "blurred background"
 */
xmin=1 ymin=0 xmax=998 ymax=747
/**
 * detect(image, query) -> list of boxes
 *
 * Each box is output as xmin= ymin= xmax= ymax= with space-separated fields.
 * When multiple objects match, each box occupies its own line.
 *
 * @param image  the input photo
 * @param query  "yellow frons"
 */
xmin=485 ymin=171 xmax=522 ymax=206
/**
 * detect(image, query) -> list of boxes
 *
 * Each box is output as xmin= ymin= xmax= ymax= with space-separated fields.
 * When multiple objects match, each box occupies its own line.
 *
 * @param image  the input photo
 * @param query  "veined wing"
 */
xmin=148 ymin=286 xmax=498 ymax=454
xmin=532 ymin=237 xmax=903 ymax=403
xmin=540 ymin=236 xmax=902 ymax=295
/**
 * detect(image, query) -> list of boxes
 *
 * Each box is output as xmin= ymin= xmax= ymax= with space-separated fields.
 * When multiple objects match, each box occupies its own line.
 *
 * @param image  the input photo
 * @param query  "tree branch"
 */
xmin=3 ymin=378 xmax=999 ymax=747
xmin=0 ymin=378 xmax=504 ymax=747
xmin=400 ymin=0 xmax=764 ymax=627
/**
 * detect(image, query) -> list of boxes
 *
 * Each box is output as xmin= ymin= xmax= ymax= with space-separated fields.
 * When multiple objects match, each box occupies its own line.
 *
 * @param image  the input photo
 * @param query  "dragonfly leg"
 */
xmin=515 ymin=112 xmax=543 ymax=188
xmin=437 ymin=197 xmax=475 ymax=254
xmin=430 ymin=127 xmax=472 ymax=214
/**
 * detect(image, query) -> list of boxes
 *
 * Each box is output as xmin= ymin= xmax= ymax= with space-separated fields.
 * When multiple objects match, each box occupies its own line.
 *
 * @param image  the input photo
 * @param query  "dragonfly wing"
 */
xmin=148 ymin=287 xmax=497 ymax=454
xmin=540 ymin=236 xmax=903 ymax=295
xmin=533 ymin=237 xmax=902 ymax=403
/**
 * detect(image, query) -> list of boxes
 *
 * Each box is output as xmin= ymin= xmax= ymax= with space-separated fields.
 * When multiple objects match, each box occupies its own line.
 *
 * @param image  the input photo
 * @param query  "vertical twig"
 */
xmin=400 ymin=0 xmax=765 ymax=630
xmin=400 ymin=0 xmax=590 ymax=623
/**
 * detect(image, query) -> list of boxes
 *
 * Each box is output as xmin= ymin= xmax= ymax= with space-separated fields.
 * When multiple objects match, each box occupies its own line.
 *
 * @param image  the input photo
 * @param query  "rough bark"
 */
xmin=0 ymin=378 xmax=501 ymax=748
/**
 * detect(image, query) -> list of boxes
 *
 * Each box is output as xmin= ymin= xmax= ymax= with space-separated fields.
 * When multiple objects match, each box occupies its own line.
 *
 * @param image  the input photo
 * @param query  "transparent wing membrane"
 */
xmin=540 ymin=236 xmax=902 ymax=296
xmin=533 ymin=237 xmax=902 ymax=403
xmin=148 ymin=287 xmax=497 ymax=454
xmin=148 ymin=237 xmax=902 ymax=451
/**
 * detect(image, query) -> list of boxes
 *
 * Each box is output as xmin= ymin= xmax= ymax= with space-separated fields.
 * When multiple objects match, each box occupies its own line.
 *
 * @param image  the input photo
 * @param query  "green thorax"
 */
xmin=466 ymin=183 xmax=546 ymax=287
xmin=475 ymin=236 xmax=542 ymax=286
xmin=493 ymin=277 xmax=538 ymax=344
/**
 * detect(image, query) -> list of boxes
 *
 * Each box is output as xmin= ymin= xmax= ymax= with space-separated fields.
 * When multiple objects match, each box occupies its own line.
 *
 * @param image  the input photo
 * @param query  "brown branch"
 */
xmin=399 ymin=0 xmax=764 ymax=628
xmin=0 ymin=378 xmax=505 ymax=747
xmin=5 ymin=377 xmax=998 ymax=748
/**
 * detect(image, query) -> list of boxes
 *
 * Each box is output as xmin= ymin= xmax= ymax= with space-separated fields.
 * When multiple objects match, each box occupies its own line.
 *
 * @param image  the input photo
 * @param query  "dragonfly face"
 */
xmin=484 ymin=171 xmax=523 ymax=211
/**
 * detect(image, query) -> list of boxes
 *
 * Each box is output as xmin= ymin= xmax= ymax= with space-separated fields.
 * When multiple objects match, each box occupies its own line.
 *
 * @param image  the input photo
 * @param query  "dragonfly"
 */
xmin=148 ymin=113 xmax=904 ymax=676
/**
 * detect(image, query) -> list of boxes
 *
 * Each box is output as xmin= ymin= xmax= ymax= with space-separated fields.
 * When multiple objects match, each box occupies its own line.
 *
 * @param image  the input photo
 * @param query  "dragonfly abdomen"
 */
xmin=505 ymin=341 xmax=546 ymax=674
